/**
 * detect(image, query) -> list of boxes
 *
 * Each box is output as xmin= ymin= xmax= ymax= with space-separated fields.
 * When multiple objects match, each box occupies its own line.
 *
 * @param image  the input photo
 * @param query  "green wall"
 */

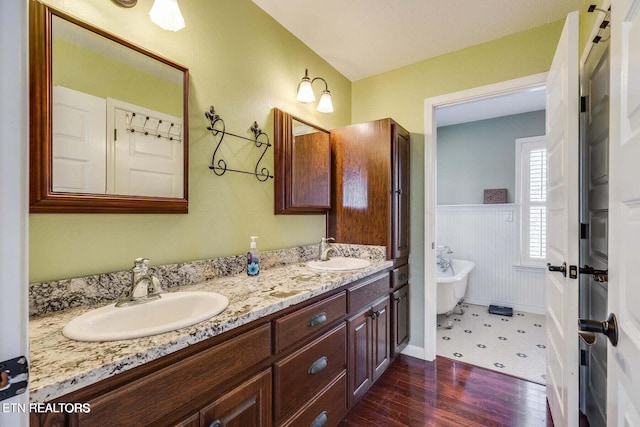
xmin=31 ymin=0 xmax=352 ymax=282
xmin=53 ymin=38 xmax=182 ymax=117
xmin=437 ymin=110 xmax=546 ymax=205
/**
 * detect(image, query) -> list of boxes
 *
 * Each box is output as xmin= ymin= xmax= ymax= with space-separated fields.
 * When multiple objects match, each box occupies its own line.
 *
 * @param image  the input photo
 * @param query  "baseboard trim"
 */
xmin=401 ymin=344 xmax=432 ymax=361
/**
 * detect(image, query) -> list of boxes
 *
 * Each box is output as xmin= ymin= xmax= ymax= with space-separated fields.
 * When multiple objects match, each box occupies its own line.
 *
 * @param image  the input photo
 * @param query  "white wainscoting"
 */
xmin=437 ymin=204 xmax=546 ymax=313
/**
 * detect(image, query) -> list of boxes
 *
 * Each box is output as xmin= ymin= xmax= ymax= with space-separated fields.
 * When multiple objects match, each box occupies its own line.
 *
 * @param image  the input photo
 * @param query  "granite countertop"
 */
xmin=29 ymin=259 xmax=393 ymax=402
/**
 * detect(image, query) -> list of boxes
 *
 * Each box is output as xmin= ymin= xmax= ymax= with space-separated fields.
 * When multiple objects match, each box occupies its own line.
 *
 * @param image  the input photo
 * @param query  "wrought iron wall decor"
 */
xmin=204 ymin=106 xmax=273 ymax=182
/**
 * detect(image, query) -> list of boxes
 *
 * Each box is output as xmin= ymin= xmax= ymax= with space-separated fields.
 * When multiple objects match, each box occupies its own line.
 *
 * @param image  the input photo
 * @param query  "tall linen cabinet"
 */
xmin=328 ymin=118 xmax=410 ymax=406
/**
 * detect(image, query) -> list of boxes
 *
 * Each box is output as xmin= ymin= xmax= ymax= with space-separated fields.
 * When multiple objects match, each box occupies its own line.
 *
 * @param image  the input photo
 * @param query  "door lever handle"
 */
xmin=547 ymin=262 xmax=567 ymax=277
xmin=579 ymin=265 xmax=608 ymax=282
xmin=578 ymin=313 xmax=618 ymax=347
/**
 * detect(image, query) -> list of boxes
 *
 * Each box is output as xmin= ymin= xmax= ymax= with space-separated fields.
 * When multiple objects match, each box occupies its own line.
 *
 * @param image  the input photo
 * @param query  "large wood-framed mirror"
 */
xmin=30 ymin=1 xmax=189 ymax=213
xmin=273 ymin=109 xmax=330 ymax=214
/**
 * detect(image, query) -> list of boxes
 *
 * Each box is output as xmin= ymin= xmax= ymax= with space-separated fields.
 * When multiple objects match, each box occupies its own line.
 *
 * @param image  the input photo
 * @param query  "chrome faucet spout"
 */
xmin=117 ymin=258 xmax=163 ymax=307
xmin=319 ymin=237 xmax=336 ymax=261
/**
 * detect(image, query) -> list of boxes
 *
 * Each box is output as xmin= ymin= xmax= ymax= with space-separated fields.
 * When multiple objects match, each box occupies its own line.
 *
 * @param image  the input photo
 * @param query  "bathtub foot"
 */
xmin=453 ymin=303 xmax=465 ymax=315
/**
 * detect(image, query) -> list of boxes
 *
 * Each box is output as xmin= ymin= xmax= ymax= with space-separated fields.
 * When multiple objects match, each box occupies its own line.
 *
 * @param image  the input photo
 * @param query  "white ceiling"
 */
xmin=252 ymin=0 xmax=573 ymax=124
xmin=252 ymin=0 xmax=584 ymax=81
xmin=436 ymin=85 xmax=547 ymax=127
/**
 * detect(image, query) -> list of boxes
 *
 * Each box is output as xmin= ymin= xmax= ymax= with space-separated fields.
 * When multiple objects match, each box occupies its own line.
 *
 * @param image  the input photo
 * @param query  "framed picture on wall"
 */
xmin=484 ymin=188 xmax=507 ymax=204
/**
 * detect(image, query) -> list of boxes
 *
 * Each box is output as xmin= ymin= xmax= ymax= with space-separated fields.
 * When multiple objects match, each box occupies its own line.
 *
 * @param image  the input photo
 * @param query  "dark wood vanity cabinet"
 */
xmin=345 ymin=274 xmax=391 ymax=407
xmin=328 ymin=118 xmax=410 ymax=263
xmin=32 ymin=271 xmax=404 ymax=427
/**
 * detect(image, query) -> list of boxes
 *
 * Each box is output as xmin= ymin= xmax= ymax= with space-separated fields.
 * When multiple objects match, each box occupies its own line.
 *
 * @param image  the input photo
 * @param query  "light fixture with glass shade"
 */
xmin=149 ymin=0 xmax=185 ymax=32
xmin=296 ymin=69 xmax=334 ymax=113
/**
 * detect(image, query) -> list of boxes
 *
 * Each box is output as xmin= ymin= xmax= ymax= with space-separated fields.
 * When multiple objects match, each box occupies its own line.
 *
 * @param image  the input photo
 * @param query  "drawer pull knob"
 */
xmin=308 ymin=356 xmax=328 ymax=375
xmin=308 ymin=312 xmax=328 ymax=328
xmin=394 ymin=296 xmax=403 ymax=302
xmin=310 ymin=410 xmax=328 ymax=427
xmin=398 ymin=274 xmax=407 ymax=281
xmin=208 ymin=420 xmax=222 ymax=427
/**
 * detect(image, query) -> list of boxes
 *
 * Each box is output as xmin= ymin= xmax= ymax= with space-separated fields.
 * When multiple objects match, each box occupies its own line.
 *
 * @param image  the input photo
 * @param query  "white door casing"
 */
xmin=52 ymin=86 xmax=107 ymax=193
xmin=607 ymin=0 xmax=640 ymax=424
xmin=545 ymin=11 xmax=580 ymax=427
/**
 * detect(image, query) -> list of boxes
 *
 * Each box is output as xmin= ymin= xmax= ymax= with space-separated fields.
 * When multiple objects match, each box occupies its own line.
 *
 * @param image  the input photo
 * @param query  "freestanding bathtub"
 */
xmin=436 ymin=258 xmax=475 ymax=318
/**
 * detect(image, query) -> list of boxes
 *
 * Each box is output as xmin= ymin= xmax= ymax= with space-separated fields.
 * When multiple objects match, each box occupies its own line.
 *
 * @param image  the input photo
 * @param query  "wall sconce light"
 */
xmin=296 ymin=69 xmax=334 ymax=113
xmin=111 ymin=0 xmax=138 ymax=7
xmin=149 ymin=0 xmax=185 ymax=32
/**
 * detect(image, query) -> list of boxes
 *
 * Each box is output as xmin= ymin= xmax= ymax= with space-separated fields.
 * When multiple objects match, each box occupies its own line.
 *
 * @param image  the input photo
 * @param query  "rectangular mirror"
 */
xmin=273 ymin=109 xmax=330 ymax=214
xmin=30 ymin=2 xmax=189 ymax=213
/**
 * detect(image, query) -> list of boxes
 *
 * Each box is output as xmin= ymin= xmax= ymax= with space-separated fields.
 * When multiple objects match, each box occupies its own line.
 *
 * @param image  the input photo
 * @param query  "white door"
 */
xmin=0 ymin=0 xmax=29 ymax=425
xmin=606 ymin=0 xmax=640 ymax=423
xmin=545 ymin=11 xmax=580 ymax=427
xmin=111 ymin=106 xmax=183 ymax=198
xmin=52 ymin=86 xmax=107 ymax=193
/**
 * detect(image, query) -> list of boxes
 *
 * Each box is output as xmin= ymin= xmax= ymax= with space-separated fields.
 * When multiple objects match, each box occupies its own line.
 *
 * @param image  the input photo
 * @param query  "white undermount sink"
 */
xmin=307 ymin=257 xmax=371 ymax=271
xmin=62 ymin=291 xmax=229 ymax=342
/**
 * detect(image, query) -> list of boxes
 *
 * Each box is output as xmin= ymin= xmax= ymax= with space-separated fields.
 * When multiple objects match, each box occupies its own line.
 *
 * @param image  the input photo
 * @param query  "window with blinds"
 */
xmin=516 ymin=136 xmax=547 ymax=266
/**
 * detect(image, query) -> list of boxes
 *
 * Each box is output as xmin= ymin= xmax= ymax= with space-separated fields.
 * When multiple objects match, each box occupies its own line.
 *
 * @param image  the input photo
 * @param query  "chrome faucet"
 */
xmin=116 ymin=258 xmax=163 ymax=307
xmin=319 ymin=237 xmax=337 ymax=261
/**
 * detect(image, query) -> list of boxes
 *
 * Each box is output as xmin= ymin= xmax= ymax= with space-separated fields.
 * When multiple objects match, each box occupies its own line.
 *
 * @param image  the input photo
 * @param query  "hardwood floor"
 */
xmin=338 ymin=355 xmax=553 ymax=427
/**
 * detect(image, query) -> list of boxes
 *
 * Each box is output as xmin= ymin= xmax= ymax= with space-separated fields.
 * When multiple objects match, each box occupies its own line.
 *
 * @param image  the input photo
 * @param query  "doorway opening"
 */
xmin=423 ymin=73 xmax=548 ymax=384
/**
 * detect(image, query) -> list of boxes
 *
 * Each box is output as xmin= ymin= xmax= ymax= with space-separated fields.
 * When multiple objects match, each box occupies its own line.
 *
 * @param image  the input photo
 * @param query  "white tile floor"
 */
xmin=436 ymin=303 xmax=547 ymax=385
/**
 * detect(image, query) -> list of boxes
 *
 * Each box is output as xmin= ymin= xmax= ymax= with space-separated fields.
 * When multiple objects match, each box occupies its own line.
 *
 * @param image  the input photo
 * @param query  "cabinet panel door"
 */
xmin=200 ymin=369 xmax=272 ymax=427
xmin=347 ymin=309 xmax=372 ymax=407
xmin=392 ymin=285 xmax=410 ymax=357
xmin=392 ymin=124 xmax=410 ymax=260
xmin=371 ymin=297 xmax=390 ymax=381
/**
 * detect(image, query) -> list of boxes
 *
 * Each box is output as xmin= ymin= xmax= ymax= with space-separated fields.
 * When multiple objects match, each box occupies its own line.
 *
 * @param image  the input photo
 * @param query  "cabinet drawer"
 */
xmin=274 ymin=291 xmax=346 ymax=353
xmin=391 ymin=264 xmax=409 ymax=289
xmin=280 ymin=371 xmax=347 ymax=427
xmin=347 ymin=273 xmax=389 ymax=313
xmin=78 ymin=324 xmax=271 ymax=427
xmin=274 ymin=323 xmax=346 ymax=423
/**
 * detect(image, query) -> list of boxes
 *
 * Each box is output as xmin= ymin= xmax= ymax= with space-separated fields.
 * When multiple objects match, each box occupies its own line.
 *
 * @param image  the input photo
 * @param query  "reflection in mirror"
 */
xmin=30 ymin=2 xmax=189 ymax=213
xmin=273 ymin=109 xmax=330 ymax=214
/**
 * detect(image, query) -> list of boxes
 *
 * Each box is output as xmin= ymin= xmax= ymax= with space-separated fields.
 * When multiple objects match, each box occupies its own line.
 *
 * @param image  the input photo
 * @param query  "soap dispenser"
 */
xmin=247 ymin=236 xmax=260 ymax=276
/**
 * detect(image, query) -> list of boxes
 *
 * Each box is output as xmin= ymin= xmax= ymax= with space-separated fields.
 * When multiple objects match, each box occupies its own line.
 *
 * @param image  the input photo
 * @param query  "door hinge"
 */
xmin=580 ymin=349 xmax=588 ymax=366
xmin=0 ymin=356 xmax=29 ymax=402
xmin=580 ymin=223 xmax=589 ymax=239
xmin=581 ymin=96 xmax=588 ymax=113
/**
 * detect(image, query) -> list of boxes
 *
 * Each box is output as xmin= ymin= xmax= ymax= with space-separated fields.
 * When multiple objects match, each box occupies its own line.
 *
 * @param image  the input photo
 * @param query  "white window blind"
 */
xmin=516 ymin=136 xmax=547 ymax=266
xmin=528 ymin=148 xmax=547 ymax=259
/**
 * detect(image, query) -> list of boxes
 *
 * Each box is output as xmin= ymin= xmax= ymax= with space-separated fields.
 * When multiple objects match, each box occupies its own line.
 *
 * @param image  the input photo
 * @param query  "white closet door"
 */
xmin=606 ymin=0 xmax=640 ymax=424
xmin=52 ymin=86 xmax=106 ymax=193
xmin=545 ymin=11 xmax=580 ymax=427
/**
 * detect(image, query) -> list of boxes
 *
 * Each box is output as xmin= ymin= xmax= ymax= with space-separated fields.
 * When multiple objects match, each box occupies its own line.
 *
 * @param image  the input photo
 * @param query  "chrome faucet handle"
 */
xmin=321 ymin=237 xmax=335 ymax=243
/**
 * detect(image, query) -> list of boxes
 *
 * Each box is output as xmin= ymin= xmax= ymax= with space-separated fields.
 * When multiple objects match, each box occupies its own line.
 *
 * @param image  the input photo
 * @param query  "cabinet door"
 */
xmin=347 ymin=309 xmax=372 ymax=407
xmin=200 ymin=369 xmax=272 ymax=427
xmin=392 ymin=285 xmax=409 ymax=357
xmin=371 ymin=297 xmax=390 ymax=381
xmin=392 ymin=123 xmax=410 ymax=260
